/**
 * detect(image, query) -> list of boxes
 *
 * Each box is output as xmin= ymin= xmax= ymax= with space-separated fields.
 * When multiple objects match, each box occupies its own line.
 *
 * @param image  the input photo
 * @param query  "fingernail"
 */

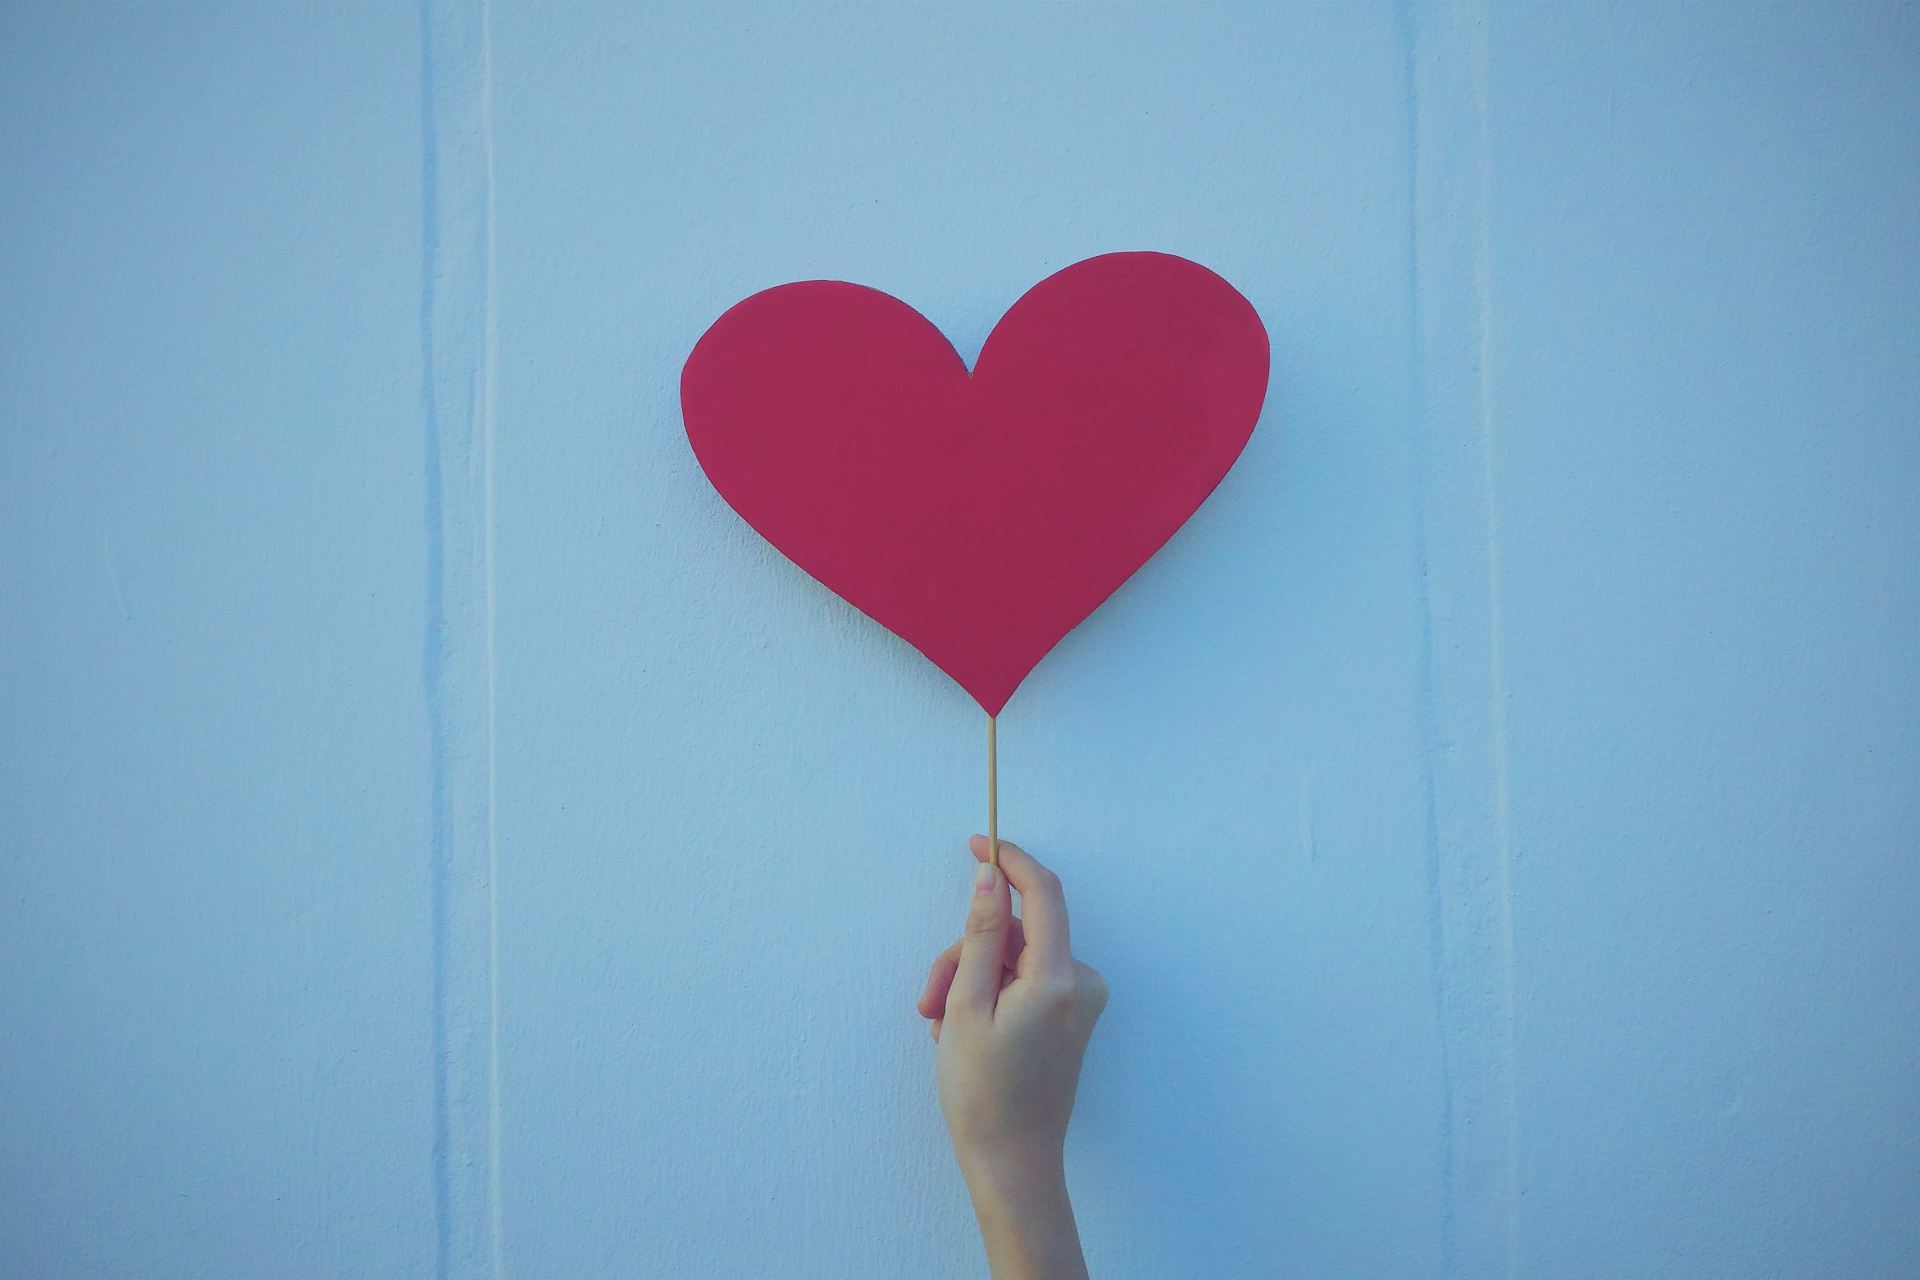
xmin=973 ymin=863 xmax=997 ymax=895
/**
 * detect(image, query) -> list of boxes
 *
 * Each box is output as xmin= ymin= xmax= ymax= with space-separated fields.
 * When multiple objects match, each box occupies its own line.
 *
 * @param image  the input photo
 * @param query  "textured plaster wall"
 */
xmin=2 ymin=3 xmax=1914 ymax=1277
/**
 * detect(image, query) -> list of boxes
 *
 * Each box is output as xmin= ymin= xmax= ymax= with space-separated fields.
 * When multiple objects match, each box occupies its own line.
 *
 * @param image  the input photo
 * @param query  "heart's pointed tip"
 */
xmin=961 ymin=677 xmax=1017 ymax=720
xmin=966 ymin=690 xmax=1010 ymax=720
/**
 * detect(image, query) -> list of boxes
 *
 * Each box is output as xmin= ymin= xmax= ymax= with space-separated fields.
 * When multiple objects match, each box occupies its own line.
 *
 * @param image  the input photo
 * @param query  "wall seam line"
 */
xmin=422 ymin=0 xmax=502 ymax=1273
xmin=480 ymin=0 xmax=504 ymax=1265
xmin=1405 ymin=1 xmax=1519 ymax=1275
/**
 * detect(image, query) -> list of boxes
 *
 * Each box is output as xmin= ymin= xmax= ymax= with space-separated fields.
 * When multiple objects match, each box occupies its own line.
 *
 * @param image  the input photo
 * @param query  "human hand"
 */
xmin=916 ymin=836 xmax=1106 ymax=1278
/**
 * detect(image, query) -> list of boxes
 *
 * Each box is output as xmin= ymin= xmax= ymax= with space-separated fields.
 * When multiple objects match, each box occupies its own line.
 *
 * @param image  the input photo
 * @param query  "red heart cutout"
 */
xmin=681 ymin=251 xmax=1269 ymax=716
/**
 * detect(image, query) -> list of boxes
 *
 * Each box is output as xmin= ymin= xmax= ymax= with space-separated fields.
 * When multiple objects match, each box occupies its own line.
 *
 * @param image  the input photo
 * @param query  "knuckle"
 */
xmin=963 ymin=911 xmax=1001 ymax=939
xmin=1077 ymin=963 xmax=1109 ymax=1009
xmin=1036 ymin=982 xmax=1082 ymax=1013
xmin=1034 ymin=975 xmax=1079 ymax=1009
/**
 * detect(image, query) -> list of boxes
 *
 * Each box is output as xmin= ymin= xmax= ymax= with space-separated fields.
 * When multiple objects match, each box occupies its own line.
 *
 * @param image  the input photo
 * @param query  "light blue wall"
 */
xmin=2 ymin=3 xmax=1914 ymax=1277
xmin=2 ymin=3 xmax=435 ymax=1276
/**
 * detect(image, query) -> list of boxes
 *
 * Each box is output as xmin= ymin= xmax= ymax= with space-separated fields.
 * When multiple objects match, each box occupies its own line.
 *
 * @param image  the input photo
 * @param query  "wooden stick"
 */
xmin=986 ymin=714 xmax=1000 ymax=869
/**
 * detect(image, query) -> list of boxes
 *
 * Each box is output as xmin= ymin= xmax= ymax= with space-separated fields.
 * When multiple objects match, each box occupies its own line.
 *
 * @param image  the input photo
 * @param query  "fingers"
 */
xmin=917 ymin=948 xmax=961 ymax=1019
xmin=948 ymin=863 xmax=1013 ymax=1016
xmin=968 ymin=835 xmax=1072 ymax=976
xmin=917 ymin=918 xmax=1025 ymax=1018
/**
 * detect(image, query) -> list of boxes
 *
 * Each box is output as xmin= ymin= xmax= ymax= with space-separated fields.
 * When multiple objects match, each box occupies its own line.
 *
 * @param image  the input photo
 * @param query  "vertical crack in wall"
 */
xmin=422 ymin=0 xmax=502 ymax=1274
xmin=1403 ymin=0 xmax=1519 ymax=1275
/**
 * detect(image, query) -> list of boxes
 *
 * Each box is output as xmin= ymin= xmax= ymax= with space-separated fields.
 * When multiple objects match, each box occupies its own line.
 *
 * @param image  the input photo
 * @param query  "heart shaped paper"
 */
xmin=681 ymin=251 xmax=1269 ymax=716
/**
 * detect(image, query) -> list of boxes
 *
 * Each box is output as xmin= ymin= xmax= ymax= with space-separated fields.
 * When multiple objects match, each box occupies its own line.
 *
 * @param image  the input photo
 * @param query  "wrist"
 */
xmin=960 ymin=1147 xmax=1067 ymax=1210
xmin=961 ymin=1154 xmax=1087 ymax=1280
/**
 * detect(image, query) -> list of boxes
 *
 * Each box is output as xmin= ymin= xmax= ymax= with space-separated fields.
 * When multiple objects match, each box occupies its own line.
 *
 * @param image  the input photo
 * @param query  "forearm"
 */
xmin=963 ymin=1158 xmax=1090 ymax=1280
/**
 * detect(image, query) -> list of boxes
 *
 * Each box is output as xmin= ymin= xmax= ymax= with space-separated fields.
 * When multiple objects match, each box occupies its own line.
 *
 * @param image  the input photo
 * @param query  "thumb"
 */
xmin=950 ymin=862 xmax=1011 ymax=1016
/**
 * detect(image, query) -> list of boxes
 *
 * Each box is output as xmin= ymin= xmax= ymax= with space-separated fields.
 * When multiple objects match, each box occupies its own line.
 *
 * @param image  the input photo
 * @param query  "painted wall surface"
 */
xmin=1 ymin=4 xmax=436 ymax=1276
xmin=2 ymin=4 xmax=1914 ymax=1278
